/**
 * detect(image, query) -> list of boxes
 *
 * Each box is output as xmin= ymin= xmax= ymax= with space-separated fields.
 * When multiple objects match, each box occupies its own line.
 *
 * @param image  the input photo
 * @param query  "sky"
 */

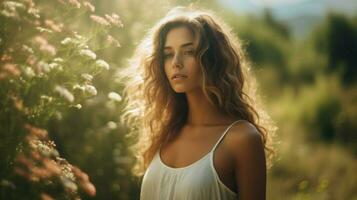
xmin=218 ymin=0 xmax=357 ymax=20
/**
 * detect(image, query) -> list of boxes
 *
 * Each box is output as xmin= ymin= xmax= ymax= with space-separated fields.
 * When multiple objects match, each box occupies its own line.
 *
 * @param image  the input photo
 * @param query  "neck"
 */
xmin=185 ymin=89 xmax=235 ymax=126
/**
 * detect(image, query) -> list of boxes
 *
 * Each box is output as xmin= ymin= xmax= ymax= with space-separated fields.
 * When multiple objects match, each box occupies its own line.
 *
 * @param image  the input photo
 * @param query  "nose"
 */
xmin=172 ymin=54 xmax=183 ymax=69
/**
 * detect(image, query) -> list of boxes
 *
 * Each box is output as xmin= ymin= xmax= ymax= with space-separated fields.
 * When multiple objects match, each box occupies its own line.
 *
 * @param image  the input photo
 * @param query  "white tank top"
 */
xmin=140 ymin=120 xmax=245 ymax=200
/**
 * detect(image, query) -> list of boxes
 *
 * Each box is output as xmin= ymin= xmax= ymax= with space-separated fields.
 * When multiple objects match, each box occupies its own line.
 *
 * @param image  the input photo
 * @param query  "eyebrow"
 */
xmin=164 ymin=42 xmax=194 ymax=50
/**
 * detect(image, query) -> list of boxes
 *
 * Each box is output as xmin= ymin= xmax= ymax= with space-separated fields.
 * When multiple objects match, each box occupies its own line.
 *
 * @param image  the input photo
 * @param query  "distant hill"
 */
xmin=279 ymin=14 xmax=323 ymax=38
xmin=218 ymin=0 xmax=357 ymax=39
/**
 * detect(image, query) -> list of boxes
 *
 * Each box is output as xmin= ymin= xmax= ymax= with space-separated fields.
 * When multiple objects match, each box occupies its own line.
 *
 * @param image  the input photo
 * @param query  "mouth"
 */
xmin=172 ymin=74 xmax=187 ymax=80
xmin=171 ymin=74 xmax=187 ymax=80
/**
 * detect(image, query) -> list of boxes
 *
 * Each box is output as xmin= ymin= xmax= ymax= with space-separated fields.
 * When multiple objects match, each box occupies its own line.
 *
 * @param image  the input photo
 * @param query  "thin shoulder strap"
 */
xmin=210 ymin=119 xmax=246 ymax=153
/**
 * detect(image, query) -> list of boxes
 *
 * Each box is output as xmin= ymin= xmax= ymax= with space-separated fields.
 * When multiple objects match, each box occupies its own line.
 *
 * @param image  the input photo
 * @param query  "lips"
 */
xmin=171 ymin=73 xmax=187 ymax=80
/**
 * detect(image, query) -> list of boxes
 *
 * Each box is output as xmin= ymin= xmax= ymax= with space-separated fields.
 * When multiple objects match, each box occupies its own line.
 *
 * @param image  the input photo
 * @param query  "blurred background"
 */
xmin=1 ymin=0 xmax=356 ymax=199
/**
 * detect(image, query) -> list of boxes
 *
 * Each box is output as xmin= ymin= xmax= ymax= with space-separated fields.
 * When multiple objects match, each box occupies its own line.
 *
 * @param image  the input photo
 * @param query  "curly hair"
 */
xmin=119 ymin=6 xmax=277 ymax=177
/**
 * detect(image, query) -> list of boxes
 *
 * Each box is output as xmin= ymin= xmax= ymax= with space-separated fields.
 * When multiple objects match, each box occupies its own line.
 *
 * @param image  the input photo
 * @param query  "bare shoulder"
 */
xmin=224 ymin=120 xmax=265 ymax=166
xmin=225 ymin=120 xmax=267 ymax=199
xmin=225 ymin=120 xmax=262 ymax=148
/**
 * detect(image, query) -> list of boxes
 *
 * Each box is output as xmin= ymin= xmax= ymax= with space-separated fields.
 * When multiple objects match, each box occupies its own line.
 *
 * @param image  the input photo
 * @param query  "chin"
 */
xmin=173 ymin=88 xmax=186 ymax=93
xmin=172 ymin=85 xmax=200 ymax=94
xmin=171 ymin=86 xmax=188 ymax=93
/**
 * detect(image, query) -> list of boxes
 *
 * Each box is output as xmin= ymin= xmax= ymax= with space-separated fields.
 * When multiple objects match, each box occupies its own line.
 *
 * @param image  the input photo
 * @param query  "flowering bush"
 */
xmin=0 ymin=0 xmax=122 ymax=199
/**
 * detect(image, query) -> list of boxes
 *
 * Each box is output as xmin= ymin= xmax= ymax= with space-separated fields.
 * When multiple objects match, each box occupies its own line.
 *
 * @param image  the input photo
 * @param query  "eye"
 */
xmin=164 ymin=53 xmax=173 ymax=59
xmin=183 ymin=49 xmax=195 ymax=56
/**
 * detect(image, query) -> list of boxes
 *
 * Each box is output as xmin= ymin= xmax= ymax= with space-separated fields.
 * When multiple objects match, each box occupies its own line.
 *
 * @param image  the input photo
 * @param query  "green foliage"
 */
xmin=300 ymin=76 xmax=342 ymax=141
xmin=42 ymin=1 xmax=173 ymax=199
xmin=312 ymin=12 xmax=357 ymax=85
xmin=234 ymin=14 xmax=289 ymax=69
xmin=289 ymin=13 xmax=357 ymax=154
xmin=0 ymin=0 xmax=120 ymax=199
xmin=221 ymin=7 xmax=357 ymax=199
xmin=222 ymin=9 xmax=292 ymax=92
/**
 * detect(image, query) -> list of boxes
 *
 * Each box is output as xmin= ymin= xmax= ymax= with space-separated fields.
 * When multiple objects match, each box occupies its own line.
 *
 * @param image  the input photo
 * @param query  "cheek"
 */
xmin=186 ymin=59 xmax=201 ymax=78
xmin=163 ymin=63 xmax=170 ymax=78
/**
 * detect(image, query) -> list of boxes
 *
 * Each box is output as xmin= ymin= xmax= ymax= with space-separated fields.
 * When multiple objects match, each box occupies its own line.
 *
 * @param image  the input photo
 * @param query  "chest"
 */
xmin=160 ymin=126 xmax=237 ymax=192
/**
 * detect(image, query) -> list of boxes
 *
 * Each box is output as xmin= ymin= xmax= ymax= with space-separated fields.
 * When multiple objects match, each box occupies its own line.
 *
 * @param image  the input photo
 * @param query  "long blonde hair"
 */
xmin=119 ymin=6 xmax=277 ymax=177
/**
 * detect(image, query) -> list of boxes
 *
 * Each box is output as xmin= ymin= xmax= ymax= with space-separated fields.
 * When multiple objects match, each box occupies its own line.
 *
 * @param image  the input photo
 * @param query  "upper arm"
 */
xmin=227 ymin=122 xmax=266 ymax=200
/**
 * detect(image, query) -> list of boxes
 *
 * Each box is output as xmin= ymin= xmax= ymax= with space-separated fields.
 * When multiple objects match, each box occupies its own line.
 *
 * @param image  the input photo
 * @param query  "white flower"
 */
xmin=73 ymin=104 xmax=82 ymax=109
xmin=95 ymin=59 xmax=109 ymax=70
xmin=108 ymin=92 xmax=122 ymax=102
xmin=107 ymin=121 xmax=117 ymax=129
xmin=38 ymin=61 xmax=51 ymax=73
xmin=36 ymin=27 xmax=53 ymax=33
xmin=49 ymin=62 xmax=60 ymax=70
xmin=24 ymin=67 xmax=35 ymax=78
xmin=22 ymin=45 xmax=34 ymax=54
xmin=84 ymin=84 xmax=97 ymax=96
xmin=81 ymin=73 xmax=93 ymax=81
xmin=53 ymin=57 xmax=64 ymax=63
xmin=73 ymin=84 xmax=85 ymax=92
xmin=40 ymin=95 xmax=53 ymax=102
xmin=74 ymin=32 xmax=84 ymax=40
xmin=54 ymin=85 xmax=74 ymax=102
xmin=79 ymin=49 xmax=96 ymax=60
xmin=4 ymin=1 xmax=25 ymax=10
xmin=61 ymin=37 xmax=73 ymax=45
xmin=1 ymin=2 xmax=25 ymax=18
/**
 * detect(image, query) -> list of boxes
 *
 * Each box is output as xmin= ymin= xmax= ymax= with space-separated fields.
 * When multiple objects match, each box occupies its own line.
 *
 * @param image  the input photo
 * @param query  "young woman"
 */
xmin=120 ymin=6 xmax=277 ymax=200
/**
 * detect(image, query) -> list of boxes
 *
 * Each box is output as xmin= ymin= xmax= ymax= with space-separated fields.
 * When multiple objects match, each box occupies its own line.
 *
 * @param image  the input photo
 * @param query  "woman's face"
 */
xmin=163 ymin=26 xmax=202 ymax=93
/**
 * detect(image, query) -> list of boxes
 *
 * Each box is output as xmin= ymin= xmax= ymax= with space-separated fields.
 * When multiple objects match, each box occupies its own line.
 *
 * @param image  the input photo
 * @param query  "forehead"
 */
xmin=164 ymin=26 xmax=197 ymax=49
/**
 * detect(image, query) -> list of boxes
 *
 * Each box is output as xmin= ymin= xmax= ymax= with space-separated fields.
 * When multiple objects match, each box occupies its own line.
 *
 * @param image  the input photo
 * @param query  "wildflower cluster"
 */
xmin=0 ymin=0 xmax=122 ymax=199
xmin=13 ymin=124 xmax=96 ymax=199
